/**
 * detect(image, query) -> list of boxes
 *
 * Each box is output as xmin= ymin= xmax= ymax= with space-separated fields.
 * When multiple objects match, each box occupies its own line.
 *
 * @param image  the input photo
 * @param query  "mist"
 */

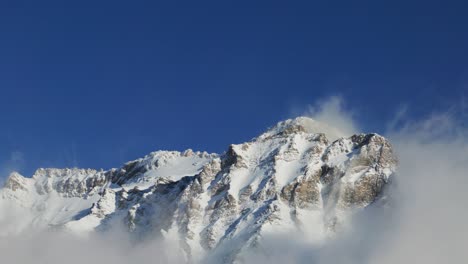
xmin=369 ymin=113 xmax=468 ymax=263
xmin=0 ymin=215 xmax=189 ymax=264
xmin=0 ymin=151 xmax=24 ymax=185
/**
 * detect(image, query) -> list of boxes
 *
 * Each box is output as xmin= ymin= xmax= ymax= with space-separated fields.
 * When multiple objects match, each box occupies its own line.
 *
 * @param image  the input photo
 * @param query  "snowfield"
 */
xmin=0 ymin=117 xmax=397 ymax=263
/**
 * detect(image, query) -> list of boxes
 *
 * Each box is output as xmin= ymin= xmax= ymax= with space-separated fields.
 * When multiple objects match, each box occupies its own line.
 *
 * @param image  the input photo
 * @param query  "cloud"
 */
xmin=0 ymin=151 xmax=25 ymax=183
xmin=0 ymin=231 xmax=187 ymax=264
xmin=368 ymin=112 xmax=468 ymax=264
xmin=305 ymin=95 xmax=360 ymax=137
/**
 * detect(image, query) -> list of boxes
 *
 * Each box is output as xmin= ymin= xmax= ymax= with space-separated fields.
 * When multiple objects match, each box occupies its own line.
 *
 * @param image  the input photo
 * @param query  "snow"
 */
xmin=227 ymin=167 xmax=251 ymax=198
xmin=259 ymin=116 xmax=348 ymax=141
xmin=0 ymin=116 xmax=397 ymax=262
xmin=122 ymin=150 xmax=216 ymax=189
xmin=274 ymin=134 xmax=317 ymax=187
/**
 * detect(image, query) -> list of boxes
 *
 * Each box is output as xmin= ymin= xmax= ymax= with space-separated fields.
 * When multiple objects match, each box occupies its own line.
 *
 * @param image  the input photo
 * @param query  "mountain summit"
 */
xmin=0 ymin=117 xmax=397 ymax=262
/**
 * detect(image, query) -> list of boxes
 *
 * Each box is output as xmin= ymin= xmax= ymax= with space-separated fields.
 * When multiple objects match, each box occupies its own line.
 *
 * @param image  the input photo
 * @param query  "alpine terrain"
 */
xmin=0 ymin=117 xmax=397 ymax=263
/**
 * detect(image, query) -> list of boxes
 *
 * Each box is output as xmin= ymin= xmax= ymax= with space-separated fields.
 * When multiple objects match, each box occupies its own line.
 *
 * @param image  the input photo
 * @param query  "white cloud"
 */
xmin=0 ymin=151 xmax=25 ymax=183
xmin=0 ymin=231 xmax=187 ymax=264
xmin=305 ymin=95 xmax=360 ymax=137
xmin=368 ymin=112 xmax=468 ymax=264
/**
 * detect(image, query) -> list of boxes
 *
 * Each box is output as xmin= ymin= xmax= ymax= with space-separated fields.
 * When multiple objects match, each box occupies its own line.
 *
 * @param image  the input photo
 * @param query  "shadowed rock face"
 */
xmin=0 ymin=117 xmax=397 ymax=263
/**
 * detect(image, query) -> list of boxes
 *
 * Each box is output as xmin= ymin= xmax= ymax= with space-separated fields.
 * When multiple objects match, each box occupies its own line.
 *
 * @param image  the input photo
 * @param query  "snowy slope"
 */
xmin=0 ymin=117 xmax=397 ymax=262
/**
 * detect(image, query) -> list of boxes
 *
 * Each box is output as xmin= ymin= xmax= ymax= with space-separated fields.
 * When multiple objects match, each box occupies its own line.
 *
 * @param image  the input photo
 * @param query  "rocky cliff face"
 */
xmin=0 ymin=117 xmax=397 ymax=262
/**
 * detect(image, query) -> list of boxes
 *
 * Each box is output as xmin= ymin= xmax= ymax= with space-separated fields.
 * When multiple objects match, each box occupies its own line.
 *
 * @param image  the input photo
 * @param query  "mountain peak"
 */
xmin=3 ymin=171 xmax=29 ymax=191
xmin=259 ymin=116 xmax=348 ymax=141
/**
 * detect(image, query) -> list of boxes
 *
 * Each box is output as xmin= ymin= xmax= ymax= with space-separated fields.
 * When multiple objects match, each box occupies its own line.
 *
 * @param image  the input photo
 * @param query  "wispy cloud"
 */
xmin=305 ymin=95 xmax=359 ymax=136
xmin=0 ymin=151 xmax=25 ymax=181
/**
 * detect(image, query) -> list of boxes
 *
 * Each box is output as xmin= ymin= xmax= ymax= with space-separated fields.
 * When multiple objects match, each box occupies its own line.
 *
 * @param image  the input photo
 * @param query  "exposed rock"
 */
xmin=0 ymin=117 xmax=397 ymax=263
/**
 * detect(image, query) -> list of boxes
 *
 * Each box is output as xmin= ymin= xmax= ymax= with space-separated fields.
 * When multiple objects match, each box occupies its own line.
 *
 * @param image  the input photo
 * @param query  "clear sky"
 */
xmin=1 ymin=0 xmax=467 ymax=176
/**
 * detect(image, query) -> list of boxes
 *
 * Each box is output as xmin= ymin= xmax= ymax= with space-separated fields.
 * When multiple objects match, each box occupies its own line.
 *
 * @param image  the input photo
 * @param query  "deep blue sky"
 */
xmin=1 ymin=0 xmax=467 ymax=176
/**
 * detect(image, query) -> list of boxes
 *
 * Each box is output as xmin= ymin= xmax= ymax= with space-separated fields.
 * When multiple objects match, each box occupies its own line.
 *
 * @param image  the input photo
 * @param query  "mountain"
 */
xmin=0 ymin=117 xmax=397 ymax=262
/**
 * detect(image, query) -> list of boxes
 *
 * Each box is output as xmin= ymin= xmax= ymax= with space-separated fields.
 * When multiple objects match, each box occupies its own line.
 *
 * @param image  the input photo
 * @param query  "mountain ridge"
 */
xmin=0 ymin=117 xmax=397 ymax=263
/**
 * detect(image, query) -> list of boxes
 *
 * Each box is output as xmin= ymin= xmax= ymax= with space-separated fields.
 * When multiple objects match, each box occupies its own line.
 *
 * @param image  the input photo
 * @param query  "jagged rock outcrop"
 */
xmin=0 ymin=117 xmax=397 ymax=263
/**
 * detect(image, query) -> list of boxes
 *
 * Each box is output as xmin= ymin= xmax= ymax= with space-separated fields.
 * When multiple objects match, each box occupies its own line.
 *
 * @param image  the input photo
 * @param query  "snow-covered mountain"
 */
xmin=0 ymin=117 xmax=397 ymax=262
